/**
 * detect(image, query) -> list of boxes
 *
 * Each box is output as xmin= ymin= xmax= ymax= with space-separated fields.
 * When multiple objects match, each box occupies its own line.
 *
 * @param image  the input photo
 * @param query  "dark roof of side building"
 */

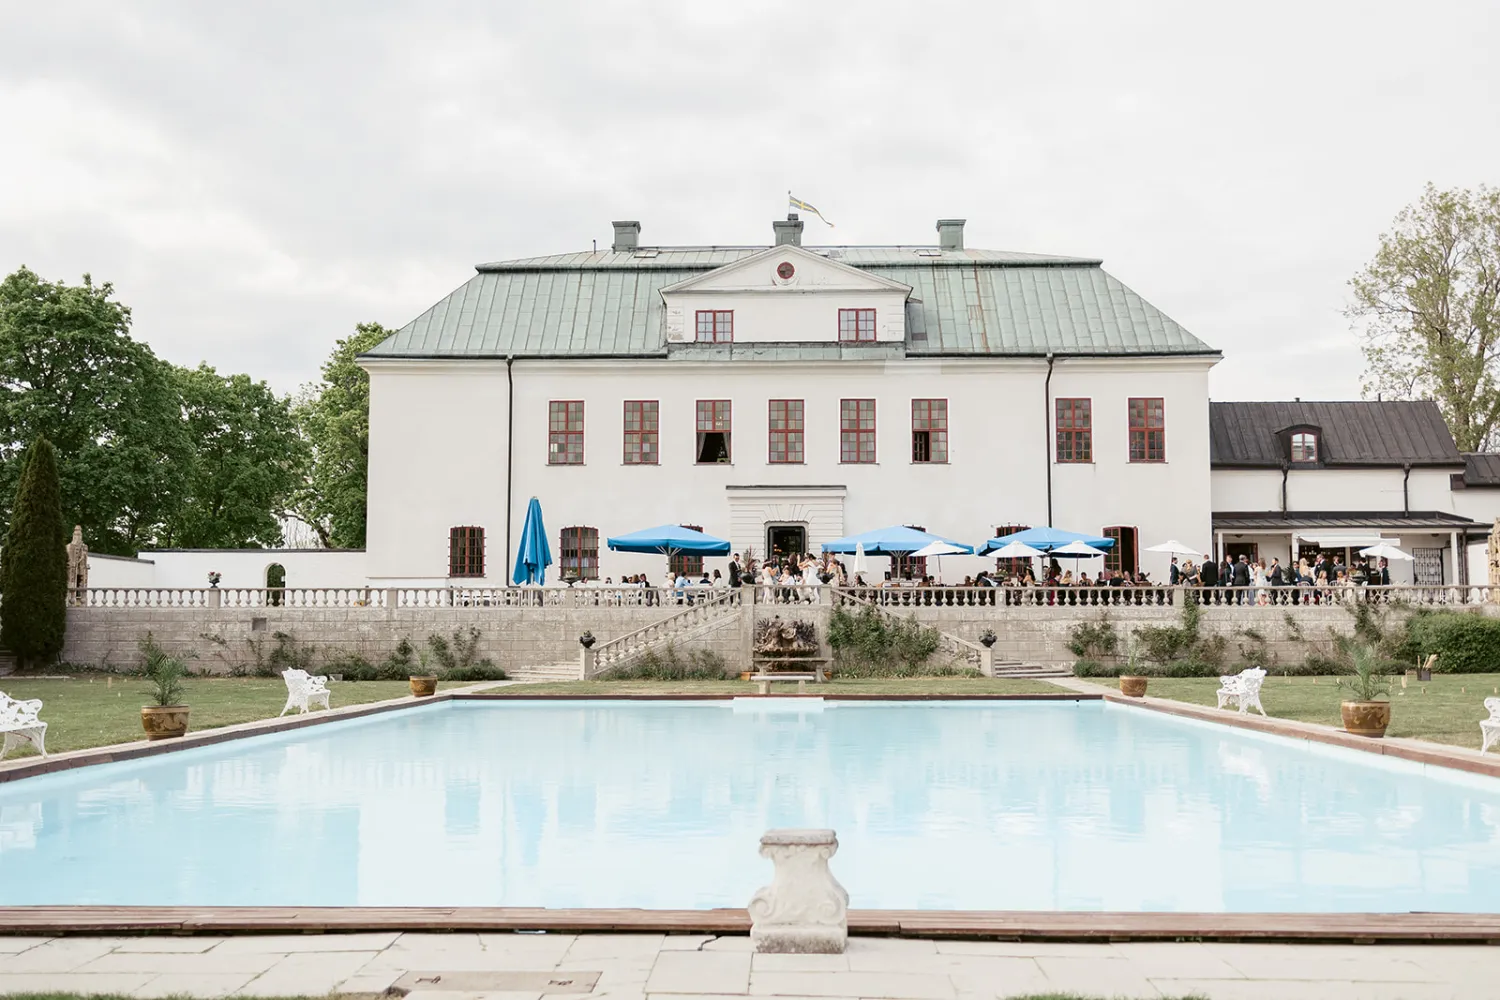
xmin=363 ymin=245 xmax=1218 ymax=360
xmin=1461 ymin=453 xmax=1500 ymax=487
xmin=1210 ymin=401 xmax=1463 ymax=468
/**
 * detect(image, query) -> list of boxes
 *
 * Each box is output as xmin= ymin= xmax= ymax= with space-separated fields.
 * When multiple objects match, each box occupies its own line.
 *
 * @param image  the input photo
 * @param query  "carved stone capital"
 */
xmin=748 ymin=828 xmax=848 ymax=953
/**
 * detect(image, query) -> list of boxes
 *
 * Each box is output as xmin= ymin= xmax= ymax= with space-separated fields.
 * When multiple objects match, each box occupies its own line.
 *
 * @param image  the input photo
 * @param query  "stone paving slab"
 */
xmin=1 ymin=932 xmax=1499 ymax=998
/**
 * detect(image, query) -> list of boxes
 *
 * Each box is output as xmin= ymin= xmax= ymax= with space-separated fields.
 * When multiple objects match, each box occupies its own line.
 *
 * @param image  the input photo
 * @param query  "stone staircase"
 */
xmin=506 ymin=662 xmax=584 ymax=683
xmin=587 ymin=590 xmax=743 ymax=678
xmin=991 ymin=659 xmax=1074 ymax=679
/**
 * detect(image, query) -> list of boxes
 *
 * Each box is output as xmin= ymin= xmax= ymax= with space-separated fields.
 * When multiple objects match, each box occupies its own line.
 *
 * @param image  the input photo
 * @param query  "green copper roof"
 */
xmin=364 ymin=246 xmax=1216 ymax=360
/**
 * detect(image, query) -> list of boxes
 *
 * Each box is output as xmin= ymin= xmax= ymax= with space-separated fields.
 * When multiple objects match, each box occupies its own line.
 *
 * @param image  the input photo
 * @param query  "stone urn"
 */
xmin=409 ymin=675 xmax=439 ymax=698
xmin=579 ymin=631 xmax=596 ymax=649
xmin=1341 ymin=700 xmax=1391 ymax=738
xmin=140 ymin=706 xmax=190 ymax=740
xmin=1118 ymin=676 xmax=1149 ymax=698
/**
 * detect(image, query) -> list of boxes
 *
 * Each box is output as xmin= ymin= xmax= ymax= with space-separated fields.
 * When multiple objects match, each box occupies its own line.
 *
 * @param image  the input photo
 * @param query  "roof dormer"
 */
xmin=1277 ymin=424 xmax=1323 ymax=466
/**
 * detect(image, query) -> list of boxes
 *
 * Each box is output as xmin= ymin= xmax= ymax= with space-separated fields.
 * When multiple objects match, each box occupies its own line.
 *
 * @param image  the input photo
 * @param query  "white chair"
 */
xmin=0 ymin=692 xmax=47 ymax=759
xmin=279 ymin=669 xmax=331 ymax=716
xmin=1481 ymin=698 xmax=1500 ymax=754
xmin=1215 ymin=667 xmax=1268 ymax=716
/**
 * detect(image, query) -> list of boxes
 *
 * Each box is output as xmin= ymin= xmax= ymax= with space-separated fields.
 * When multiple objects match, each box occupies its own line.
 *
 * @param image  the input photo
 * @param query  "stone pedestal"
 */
xmin=748 ymin=828 xmax=848 ymax=954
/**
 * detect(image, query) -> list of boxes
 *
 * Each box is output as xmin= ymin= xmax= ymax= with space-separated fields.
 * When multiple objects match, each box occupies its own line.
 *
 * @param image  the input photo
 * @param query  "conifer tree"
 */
xmin=0 ymin=438 xmax=67 ymax=665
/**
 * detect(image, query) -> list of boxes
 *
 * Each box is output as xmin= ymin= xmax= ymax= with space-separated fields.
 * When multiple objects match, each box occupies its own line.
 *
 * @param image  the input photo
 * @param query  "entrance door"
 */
xmin=766 ymin=524 xmax=807 ymax=564
xmin=1413 ymin=547 xmax=1445 ymax=585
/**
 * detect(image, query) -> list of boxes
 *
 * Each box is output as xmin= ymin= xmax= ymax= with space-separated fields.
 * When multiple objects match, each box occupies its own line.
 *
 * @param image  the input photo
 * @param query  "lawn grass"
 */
xmin=1079 ymin=672 xmax=1500 ymax=751
xmin=0 ymin=675 xmax=416 ymax=757
xmin=477 ymin=677 xmax=1070 ymax=697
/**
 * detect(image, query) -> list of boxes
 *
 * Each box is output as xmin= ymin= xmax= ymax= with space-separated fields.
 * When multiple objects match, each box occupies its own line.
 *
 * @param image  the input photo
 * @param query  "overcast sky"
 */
xmin=3 ymin=1 xmax=1496 ymax=399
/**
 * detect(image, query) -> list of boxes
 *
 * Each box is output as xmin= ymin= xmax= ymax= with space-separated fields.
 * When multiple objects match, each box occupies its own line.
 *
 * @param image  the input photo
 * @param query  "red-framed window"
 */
xmin=838 ymin=308 xmax=876 ymax=342
xmin=448 ymin=526 xmax=484 ymax=578
xmin=769 ymin=400 xmax=804 ymax=464
xmin=695 ymin=400 xmax=732 ymax=463
xmin=548 ymin=400 xmax=584 ymax=465
xmin=1105 ymin=526 xmax=1139 ymax=576
xmin=1128 ymin=398 xmax=1165 ymax=463
xmin=911 ymin=399 xmax=948 ymax=463
xmin=1056 ymin=398 xmax=1092 ymax=463
xmin=560 ymin=526 xmax=600 ymax=581
xmin=623 ymin=400 xmax=658 ymax=465
xmin=695 ymin=310 xmax=734 ymax=343
xmin=1291 ymin=431 xmax=1318 ymax=463
xmin=992 ymin=523 xmax=1033 ymax=580
xmin=840 ymin=399 xmax=876 ymax=464
xmin=671 ymin=524 xmax=705 ymax=577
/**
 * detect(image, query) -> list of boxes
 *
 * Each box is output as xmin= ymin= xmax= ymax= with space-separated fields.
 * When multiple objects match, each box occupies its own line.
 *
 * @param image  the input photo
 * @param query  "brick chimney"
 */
xmin=936 ymin=219 xmax=966 ymax=251
xmin=611 ymin=220 xmax=641 ymax=252
xmin=773 ymin=213 xmax=804 ymax=247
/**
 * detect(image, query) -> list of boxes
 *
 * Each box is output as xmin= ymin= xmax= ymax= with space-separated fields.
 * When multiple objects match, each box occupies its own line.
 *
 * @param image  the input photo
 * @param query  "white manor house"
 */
xmin=92 ymin=215 xmax=1500 ymax=592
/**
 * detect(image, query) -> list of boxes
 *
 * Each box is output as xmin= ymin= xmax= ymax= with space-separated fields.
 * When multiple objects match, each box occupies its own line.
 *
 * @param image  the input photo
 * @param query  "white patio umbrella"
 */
xmin=1051 ymin=540 xmax=1107 ymax=558
xmin=1144 ymin=539 xmax=1201 ymax=556
xmin=1359 ymin=541 xmax=1413 ymax=561
xmin=985 ymin=539 xmax=1047 ymax=560
xmin=907 ymin=540 xmax=970 ymax=583
xmin=852 ymin=542 xmax=868 ymax=582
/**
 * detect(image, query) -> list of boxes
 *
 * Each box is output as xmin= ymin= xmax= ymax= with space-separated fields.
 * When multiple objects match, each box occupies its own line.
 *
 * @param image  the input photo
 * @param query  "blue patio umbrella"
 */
xmin=511 ymin=497 xmax=553 ymax=585
xmin=821 ymin=525 xmax=974 ymax=556
xmin=606 ymin=524 xmax=732 ymax=557
xmin=978 ymin=526 xmax=1114 ymax=555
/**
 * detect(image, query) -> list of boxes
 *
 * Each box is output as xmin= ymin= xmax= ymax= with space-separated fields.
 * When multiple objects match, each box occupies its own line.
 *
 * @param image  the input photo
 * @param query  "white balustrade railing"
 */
xmin=71 ymin=583 xmax=1499 ymax=611
xmin=589 ymin=588 xmax=743 ymax=675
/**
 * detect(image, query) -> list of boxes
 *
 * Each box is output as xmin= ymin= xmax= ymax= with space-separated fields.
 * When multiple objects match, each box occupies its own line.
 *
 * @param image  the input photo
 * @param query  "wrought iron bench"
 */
xmin=1215 ymin=667 xmax=1268 ymax=716
xmin=0 ymin=692 xmax=47 ymax=759
xmin=279 ymin=669 xmax=332 ymax=716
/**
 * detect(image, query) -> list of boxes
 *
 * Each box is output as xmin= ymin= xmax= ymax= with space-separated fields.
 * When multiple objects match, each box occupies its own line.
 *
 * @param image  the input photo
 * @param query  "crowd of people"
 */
xmin=1166 ymin=551 xmax=1393 ymax=605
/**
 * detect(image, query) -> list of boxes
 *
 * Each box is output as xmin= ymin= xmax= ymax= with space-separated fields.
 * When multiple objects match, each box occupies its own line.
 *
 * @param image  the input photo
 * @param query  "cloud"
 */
xmin=2 ymin=0 xmax=1495 ymax=398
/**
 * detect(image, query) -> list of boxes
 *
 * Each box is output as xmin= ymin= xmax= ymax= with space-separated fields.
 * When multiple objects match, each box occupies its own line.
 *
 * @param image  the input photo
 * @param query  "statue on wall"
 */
xmin=1489 ymin=518 xmax=1500 ymax=600
xmin=65 ymin=524 xmax=88 ymax=601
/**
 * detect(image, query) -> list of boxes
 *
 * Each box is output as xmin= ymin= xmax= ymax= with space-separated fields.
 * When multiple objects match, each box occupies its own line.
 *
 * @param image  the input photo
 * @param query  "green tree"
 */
xmin=294 ymin=322 xmax=392 ymax=547
xmin=0 ymin=438 xmax=67 ymax=665
xmin=1350 ymin=183 xmax=1500 ymax=451
xmin=165 ymin=364 xmax=310 ymax=548
xmin=0 ymin=268 xmax=190 ymax=553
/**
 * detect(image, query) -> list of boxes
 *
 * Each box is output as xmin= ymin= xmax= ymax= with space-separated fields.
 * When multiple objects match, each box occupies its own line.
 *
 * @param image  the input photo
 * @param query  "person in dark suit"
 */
xmin=728 ymin=554 xmax=742 ymax=588
xmin=1169 ymin=557 xmax=1180 ymax=586
xmin=1232 ymin=555 xmax=1252 ymax=603
xmin=1199 ymin=554 xmax=1218 ymax=595
xmin=1379 ymin=558 xmax=1391 ymax=586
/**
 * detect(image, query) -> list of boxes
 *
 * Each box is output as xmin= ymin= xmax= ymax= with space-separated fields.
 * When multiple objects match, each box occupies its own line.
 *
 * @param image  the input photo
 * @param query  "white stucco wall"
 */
xmin=1211 ymin=466 xmax=1460 ymax=513
xmin=87 ymin=554 xmax=158 ymax=588
xmin=362 ymin=354 xmax=1215 ymax=585
xmin=129 ymin=549 xmax=368 ymax=590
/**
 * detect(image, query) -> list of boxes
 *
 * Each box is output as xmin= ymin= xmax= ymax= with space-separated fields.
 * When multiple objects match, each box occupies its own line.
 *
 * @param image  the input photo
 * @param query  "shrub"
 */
xmin=602 ymin=646 xmax=729 ymax=680
xmin=440 ymin=664 xmax=509 ymax=682
xmin=828 ymin=603 xmax=944 ymax=672
xmin=0 ymin=438 xmax=67 ymax=666
xmin=426 ymin=627 xmax=497 ymax=674
xmin=383 ymin=637 xmax=419 ymax=676
xmin=1067 ymin=616 xmax=1119 ymax=659
xmin=263 ymin=631 xmax=315 ymax=677
xmin=322 ymin=652 xmax=377 ymax=679
xmin=1129 ymin=594 xmax=1225 ymax=673
xmin=1337 ymin=642 xmax=1394 ymax=702
xmin=1402 ymin=611 xmax=1500 ymax=673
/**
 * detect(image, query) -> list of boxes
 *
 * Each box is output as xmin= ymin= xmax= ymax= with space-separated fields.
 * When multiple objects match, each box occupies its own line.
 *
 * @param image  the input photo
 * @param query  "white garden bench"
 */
xmin=0 ymin=692 xmax=47 ymax=759
xmin=1216 ymin=667 xmax=1268 ymax=716
xmin=1482 ymin=697 xmax=1500 ymax=754
xmin=279 ymin=669 xmax=332 ymax=716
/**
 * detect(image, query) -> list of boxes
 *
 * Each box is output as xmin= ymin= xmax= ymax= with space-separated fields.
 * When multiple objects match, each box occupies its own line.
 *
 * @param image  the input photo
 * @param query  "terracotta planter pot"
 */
xmin=739 ymin=671 xmax=753 ymax=681
xmin=409 ymin=676 xmax=439 ymax=698
xmin=1341 ymin=700 xmax=1391 ymax=737
xmin=1119 ymin=676 xmax=1149 ymax=697
xmin=140 ymin=706 xmax=190 ymax=740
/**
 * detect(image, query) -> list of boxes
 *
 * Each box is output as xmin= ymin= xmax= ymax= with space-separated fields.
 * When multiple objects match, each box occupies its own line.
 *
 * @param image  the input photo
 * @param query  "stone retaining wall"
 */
xmin=60 ymin=599 xmax=1500 ymax=674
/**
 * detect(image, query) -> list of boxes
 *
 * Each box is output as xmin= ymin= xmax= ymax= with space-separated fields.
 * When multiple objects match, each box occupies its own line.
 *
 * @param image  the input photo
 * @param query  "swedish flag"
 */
xmin=788 ymin=192 xmax=834 ymax=227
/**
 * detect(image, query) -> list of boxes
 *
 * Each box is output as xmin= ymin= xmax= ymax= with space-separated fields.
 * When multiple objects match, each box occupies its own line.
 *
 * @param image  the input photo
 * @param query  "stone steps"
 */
xmin=992 ymin=661 xmax=1073 ymax=679
xmin=507 ymin=663 xmax=581 ymax=683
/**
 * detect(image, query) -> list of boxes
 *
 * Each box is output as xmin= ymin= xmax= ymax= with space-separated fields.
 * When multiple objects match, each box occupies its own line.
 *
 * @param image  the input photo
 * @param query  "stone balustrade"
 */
xmin=587 ymin=588 xmax=743 ymax=676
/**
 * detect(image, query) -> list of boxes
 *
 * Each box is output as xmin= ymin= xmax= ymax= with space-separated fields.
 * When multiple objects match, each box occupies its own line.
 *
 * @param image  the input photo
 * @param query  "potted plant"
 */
xmin=1118 ymin=635 xmax=1148 ymax=697
xmin=978 ymin=629 xmax=997 ymax=649
xmin=409 ymin=648 xmax=439 ymax=698
xmin=1339 ymin=643 xmax=1393 ymax=737
xmin=140 ymin=644 xmax=191 ymax=740
xmin=579 ymin=631 xmax=596 ymax=649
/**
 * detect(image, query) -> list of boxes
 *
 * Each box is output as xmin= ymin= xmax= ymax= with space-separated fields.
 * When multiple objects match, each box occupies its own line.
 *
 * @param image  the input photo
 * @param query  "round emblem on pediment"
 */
xmin=776 ymin=261 xmax=796 ymax=280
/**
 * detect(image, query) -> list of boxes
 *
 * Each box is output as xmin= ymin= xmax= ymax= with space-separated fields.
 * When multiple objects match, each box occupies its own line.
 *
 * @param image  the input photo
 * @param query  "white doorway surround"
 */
xmin=726 ymin=486 xmax=846 ymax=563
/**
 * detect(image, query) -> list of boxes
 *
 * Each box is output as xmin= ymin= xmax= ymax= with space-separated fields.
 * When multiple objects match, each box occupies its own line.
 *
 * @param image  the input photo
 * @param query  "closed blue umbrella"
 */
xmin=512 ymin=497 xmax=553 ymax=585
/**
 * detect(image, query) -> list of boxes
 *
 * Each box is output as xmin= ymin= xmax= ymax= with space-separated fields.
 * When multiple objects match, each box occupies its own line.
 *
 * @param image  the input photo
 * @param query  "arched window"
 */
xmin=265 ymin=563 xmax=286 ymax=607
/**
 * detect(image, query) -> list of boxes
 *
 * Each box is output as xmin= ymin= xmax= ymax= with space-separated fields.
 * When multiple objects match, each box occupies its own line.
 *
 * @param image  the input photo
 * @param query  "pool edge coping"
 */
xmin=1 ymin=906 xmax=1498 ymax=944
xmin=1102 ymin=689 xmax=1500 ymax=780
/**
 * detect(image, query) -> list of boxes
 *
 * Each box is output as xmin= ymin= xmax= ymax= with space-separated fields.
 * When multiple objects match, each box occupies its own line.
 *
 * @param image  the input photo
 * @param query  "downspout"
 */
xmin=1402 ymin=463 xmax=1411 ymax=516
xmin=1043 ymin=353 xmax=1056 ymax=526
xmin=1280 ymin=461 xmax=1289 ymax=513
xmin=505 ymin=355 xmax=516 ymax=579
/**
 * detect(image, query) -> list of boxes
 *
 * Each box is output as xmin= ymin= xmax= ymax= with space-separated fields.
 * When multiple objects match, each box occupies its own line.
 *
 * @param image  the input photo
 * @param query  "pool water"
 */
xmin=2 ymin=699 xmax=1498 ymax=912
